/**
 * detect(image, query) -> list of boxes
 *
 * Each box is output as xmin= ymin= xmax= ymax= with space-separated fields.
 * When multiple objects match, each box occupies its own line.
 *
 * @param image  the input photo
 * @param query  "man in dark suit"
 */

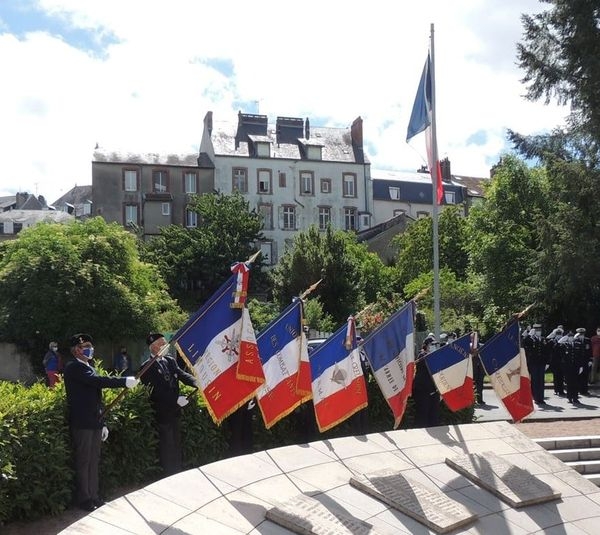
xmin=140 ymin=333 xmax=198 ymax=476
xmin=63 ymin=333 xmax=139 ymax=511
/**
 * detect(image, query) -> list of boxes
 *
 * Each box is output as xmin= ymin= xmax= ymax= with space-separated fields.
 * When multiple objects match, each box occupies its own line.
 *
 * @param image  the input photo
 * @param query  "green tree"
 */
xmin=517 ymin=0 xmax=600 ymax=141
xmin=0 ymin=217 xmax=184 ymax=361
xmin=142 ymin=191 xmax=266 ymax=310
xmin=467 ymin=155 xmax=549 ymax=317
xmin=392 ymin=205 xmax=470 ymax=292
xmin=270 ymin=226 xmax=387 ymax=325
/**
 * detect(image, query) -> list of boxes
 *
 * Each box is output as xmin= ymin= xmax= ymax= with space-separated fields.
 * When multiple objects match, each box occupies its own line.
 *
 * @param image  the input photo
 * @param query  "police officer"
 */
xmin=140 ymin=333 xmax=198 ymax=476
xmin=559 ymin=330 xmax=579 ymax=404
xmin=573 ymin=328 xmax=591 ymax=397
xmin=546 ymin=325 xmax=565 ymax=396
xmin=412 ymin=335 xmax=440 ymax=427
xmin=522 ymin=323 xmax=547 ymax=406
xmin=63 ymin=333 xmax=139 ymax=511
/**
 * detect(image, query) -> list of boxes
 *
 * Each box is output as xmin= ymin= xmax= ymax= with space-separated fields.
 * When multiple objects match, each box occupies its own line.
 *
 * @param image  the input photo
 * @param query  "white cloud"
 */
xmin=0 ymin=0 xmax=568 ymax=203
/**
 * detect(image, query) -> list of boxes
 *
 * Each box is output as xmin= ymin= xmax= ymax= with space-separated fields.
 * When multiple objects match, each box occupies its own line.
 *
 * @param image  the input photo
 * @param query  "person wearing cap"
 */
xmin=140 ymin=333 xmax=198 ymax=476
xmin=42 ymin=341 xmax=63 ymax=387
xmin=573 ymin=328 xmax=591 ymax=397
xmin=63 ymin=333 xmax=140 ymax=512
xmin=546 ymin=325 xmax=565 ymax=396
xmin=412 ymin=335 xmax=440 ymax=428
xmin=522 ymin=323 xmax=547 ymax=406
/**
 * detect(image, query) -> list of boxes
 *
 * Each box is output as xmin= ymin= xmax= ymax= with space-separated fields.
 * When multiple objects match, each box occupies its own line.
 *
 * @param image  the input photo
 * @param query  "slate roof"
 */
xmin=0 ymin=209 xmax=73 ymax=224
xmin=451 ymin=174 xmax=489 ymax=197
xmin=52 ymin=185 xmax=92 ymax=207
xmin=93 ymin=149 xmax=199 ymax=167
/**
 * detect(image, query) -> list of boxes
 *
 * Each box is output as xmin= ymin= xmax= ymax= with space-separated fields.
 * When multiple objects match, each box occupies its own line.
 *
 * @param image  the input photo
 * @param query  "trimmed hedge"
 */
xmin=0 ymin=374 xmax=473 ymax=524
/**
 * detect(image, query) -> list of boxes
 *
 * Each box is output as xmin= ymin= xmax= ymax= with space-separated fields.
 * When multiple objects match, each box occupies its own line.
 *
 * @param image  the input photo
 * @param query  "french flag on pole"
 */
xmin=424 ymin=333 xmax=474 ymax=412
xmin=172 ymin=262 xmax=265 ymax=425
xmin=361 ymin=302 xmax=416 ymax=428
xmin=255 ymin=298 xmax=312 ymax=429
xmin=406 ymin=50 xmax=444 ymax=205
xmin=310 ymin=316 xmax=367 ymax=433
xmin=478 ymin=320 xmax=534 ymax=423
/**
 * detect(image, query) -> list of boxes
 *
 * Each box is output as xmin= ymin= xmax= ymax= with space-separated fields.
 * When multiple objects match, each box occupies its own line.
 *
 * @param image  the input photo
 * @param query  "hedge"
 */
xmin=0 ymin=374 xmax=473 ymax=524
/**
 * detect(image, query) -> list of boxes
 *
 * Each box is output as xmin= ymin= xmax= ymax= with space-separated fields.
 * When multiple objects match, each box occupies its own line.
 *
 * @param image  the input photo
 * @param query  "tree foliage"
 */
xmin=270 ymin=226 xmax=388 ymax=325
xmin=0 ymin=217 xmax=184 ymax=359
xmin=517 ymin=0 xmax=600 ymax=141
xmin=142 ymin=191 xmax=266 ymax=310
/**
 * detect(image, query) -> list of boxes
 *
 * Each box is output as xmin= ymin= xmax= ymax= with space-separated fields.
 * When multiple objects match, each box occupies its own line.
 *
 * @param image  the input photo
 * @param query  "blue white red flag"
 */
xmin=310 ymin=316 xmax=367 ymax=432
xmin=478 ymin=320 xmax=534 ymax=423
xmin=172 ymin=263 xmax=265 ymax=425
xmin=424 ymin=333 xmax=474 ymax=412
xmin=255 ymin=298 xmax=312 ymax=429
xmin=406 ymin=51 xmax=444 ymax=205
xmin=361 ymin=302 xmax=415 ymax=428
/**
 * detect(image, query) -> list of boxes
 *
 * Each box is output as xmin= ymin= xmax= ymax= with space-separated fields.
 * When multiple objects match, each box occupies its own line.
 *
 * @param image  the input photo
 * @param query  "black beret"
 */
xmin=70 ymin=333 xmax=93 ymax=347
xmin=146 ymin=332 xmax=164 ymax=346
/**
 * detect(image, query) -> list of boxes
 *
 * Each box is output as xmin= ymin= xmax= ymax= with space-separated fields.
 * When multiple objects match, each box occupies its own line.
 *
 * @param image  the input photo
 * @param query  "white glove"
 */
xmin=579 ymin=367 xmax=584 ymax=374
xmin=247 ymin=399 xmax=256 ymax=410
xmin=545 ymin=364 xmax=550 ymax=371
xmin=125 ymin=376 xmax=140 ymax=388
xmin=177 ymin=395 xmax=189 ymax=407
xmin=101 ymin=426 xmax=109 ymax=442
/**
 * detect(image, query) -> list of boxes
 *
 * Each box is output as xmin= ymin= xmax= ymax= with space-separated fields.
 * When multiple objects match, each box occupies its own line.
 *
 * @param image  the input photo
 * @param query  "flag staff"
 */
xmin=429 ymin=22 xmax=441 ymax=340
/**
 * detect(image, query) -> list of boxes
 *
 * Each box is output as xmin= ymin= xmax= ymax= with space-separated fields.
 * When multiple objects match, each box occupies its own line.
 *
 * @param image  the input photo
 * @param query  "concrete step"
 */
xmin=552 ymin=447 xmax=600 ymax=462
xmin=585 ymin=474 xmax=600 ymax=486
xmin=565 ymin=459 xmax=600 ymax=475
xmin=534 ymin=436 xmax=600 ymax=451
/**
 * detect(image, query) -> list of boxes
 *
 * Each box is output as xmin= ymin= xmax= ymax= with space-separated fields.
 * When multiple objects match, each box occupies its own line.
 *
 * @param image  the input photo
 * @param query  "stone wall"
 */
xmin=0 ymin=342 xmax=37 ymax=383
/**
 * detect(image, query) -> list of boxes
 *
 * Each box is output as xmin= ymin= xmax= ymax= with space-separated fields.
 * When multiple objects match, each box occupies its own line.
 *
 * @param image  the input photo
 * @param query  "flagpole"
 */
xmin=429 ymin=22 xmax=441 ymax=340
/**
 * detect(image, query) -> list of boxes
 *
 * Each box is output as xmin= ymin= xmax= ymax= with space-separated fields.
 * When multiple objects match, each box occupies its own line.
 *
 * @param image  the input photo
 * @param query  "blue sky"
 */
xmin=0 ymin=0 xmax=568 ymax=203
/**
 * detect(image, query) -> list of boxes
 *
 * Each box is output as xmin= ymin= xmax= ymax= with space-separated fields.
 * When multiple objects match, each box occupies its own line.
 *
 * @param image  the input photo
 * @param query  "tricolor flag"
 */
xmin=361 ymin=302 xmax=416 ymax=428
xmin=424 ymin=333 xmax=474 ymax=412
xmin=255 ymin=298 xmax=312 ymax=429
xmin=310 ymin=316 xmax=367 ymax=433
xmin=406 ymin=50 xmax=444 ymax=205
xmin=172 ymin=262 xmax=265 ymax=425
xmin=478 ymin=320 xmax=534 ymax=423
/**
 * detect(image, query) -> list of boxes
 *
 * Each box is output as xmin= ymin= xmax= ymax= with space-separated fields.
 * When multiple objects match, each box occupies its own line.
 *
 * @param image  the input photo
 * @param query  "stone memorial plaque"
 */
xmin=350 ymin=469 xmax=477 ymax=534
xmin=445 ymin=451 xmax=561 ymax=508
xmin=266 ymin=493 xmax=384 ymax=535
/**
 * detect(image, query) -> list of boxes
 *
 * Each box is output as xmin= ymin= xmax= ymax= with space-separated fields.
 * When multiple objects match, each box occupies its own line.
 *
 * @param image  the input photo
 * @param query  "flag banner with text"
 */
xmin=310 ymin=316 xmax=367 ymax=433
xmin=424 ymin=332 xmax=474 ymax=411
xmin=255 ymin=298 xmax=312 ymax=429
xmin=172 ymin=263 xmax=265 ymax=425
xmin=478 ymin=320 xmax=534 ymax=423
xmin=361 ymin=301 xmax=416 ymax=428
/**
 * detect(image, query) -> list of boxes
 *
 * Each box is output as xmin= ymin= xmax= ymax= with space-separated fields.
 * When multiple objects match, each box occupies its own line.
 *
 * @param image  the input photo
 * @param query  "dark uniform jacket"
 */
xmin=522 ymin=335 xmax=546 ymax=365
xmin=64 ymin=359 xmax=127 ymax=429
xmin=140 ymin=356 xmax=198 ymax=423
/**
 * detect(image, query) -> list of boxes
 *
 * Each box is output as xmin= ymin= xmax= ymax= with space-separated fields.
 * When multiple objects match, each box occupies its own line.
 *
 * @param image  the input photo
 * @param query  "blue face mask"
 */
xmin=82 ymin=347 xmax=94 ymax=359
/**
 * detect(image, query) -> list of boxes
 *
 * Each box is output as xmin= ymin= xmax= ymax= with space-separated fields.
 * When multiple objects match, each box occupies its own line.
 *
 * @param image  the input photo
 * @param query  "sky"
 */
xmin=0 ymin=0 xmax=569 ymax=205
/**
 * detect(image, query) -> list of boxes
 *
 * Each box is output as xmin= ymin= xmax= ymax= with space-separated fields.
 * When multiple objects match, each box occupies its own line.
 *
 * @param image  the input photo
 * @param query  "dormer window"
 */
xmin=307 ymin=146 xmax=322 ymax=160
xmin=256 ymin=141 xmax=270 ymax=157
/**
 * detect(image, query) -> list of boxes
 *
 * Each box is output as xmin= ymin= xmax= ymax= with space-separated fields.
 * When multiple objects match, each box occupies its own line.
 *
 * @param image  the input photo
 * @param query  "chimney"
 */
xmin=204 ymin=111 xmax=213 ymax=136
xmin=350 ymin=116 xmax=365 ymax=164
xmin=440 ymin=157 xmax=451 ymax=182
xmin=305 ymin=117 xmax=310 ymax=140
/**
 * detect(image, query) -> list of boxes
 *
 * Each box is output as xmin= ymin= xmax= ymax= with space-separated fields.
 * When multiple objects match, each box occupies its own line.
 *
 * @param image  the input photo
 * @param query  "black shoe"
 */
xmin=78 ymin=499 xmax=97 ymax=512
xmin=536 ymin=401 xmax=547 ymax=406
xmin=93 ymin=499 xmax=106 ymax=508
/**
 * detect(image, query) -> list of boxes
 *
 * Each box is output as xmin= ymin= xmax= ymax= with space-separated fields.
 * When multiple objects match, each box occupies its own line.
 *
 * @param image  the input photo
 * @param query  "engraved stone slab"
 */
xmin=349 ymin=469 xmax=477 ymax=534
xmin=445 ymin=451 xmax=561 ymax=508
xmin=266 ymin=493 xmax=384 ymax=534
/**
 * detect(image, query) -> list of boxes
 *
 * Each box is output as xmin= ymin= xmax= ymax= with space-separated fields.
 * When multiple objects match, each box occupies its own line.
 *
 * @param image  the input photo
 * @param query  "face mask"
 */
xmin=596 ymin=330 xmax=600 ymax=336
xmin=51 ymin=346 xmax=58 ymax=351
xmin=82 ymin=347 xmax=94 ymax=359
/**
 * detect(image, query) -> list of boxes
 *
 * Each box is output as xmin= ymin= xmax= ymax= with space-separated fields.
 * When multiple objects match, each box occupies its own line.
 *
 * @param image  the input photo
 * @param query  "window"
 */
xmin=360 ymin=214 xmax=370 ymax=229
xmin=233 ymin=168 xmax=248 ymax=193
xmin=307 ymin=146 xmax=322 ymax=160
xmin=123 ymin=169 xmax=138 ymax=191
xmin=282 ymin=205 xmax=296 ymax=230
xmin=389 ymin=186 xmax=400 ymax=200
xmin=256 ymin=142 xmax=270 ymax=157
xmin=300 ymin=171 xmax=314 ymax=195
xmin=83 ymin=202 xmax=92 ymax=215
xmin=444 ymin=191 xmax=456 ymax=204
xmin=321 ymin=179 xmax=331 ymax=193
xmin=343 ymin=173 xmax=356 ymax=197
xmin=124 ymin=204 xmax=138 ymax=225
xmin=185 ymin=209 xmax=198 ymax=228
xmin=184 ymin=172 xmax=198 ymax=194
xmin=260 ymin=242 xmax=273 ymax=265
xmin=257 ymin=169 xmax=272 ymax=194
xmin=417 ymin=211 xmax=429 ymax=219
xmin=279 ymin=172 xmax=286 ymax=187
xmin=161 ymin=202 xmax=170 ymax=216
xmin=258 ymin=203 xmax=273 ymax=230
xmin=344 ymin=207 xmax=357 ymax=230
xmin=152 ymin=170 xmax=169 ymax=193
xmin=318 ymin=207 xmax=331 ymax=230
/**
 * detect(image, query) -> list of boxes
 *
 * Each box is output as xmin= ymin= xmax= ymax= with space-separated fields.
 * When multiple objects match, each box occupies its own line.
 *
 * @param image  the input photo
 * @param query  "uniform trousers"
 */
xmin=157 ymin=419 xmax=183 ymax=476
xmin=71 ymin=428 xmax=102 ymax=504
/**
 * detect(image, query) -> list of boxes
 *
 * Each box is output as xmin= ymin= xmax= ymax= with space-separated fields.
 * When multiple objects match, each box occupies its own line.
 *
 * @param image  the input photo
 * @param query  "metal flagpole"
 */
xmin=429 ymin=22 xmax=441 ymax=339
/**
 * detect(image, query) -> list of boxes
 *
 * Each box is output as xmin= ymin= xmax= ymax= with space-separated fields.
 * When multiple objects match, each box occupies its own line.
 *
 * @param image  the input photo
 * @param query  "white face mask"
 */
xmin=50 ymin=345 xmax=58 ymax=351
